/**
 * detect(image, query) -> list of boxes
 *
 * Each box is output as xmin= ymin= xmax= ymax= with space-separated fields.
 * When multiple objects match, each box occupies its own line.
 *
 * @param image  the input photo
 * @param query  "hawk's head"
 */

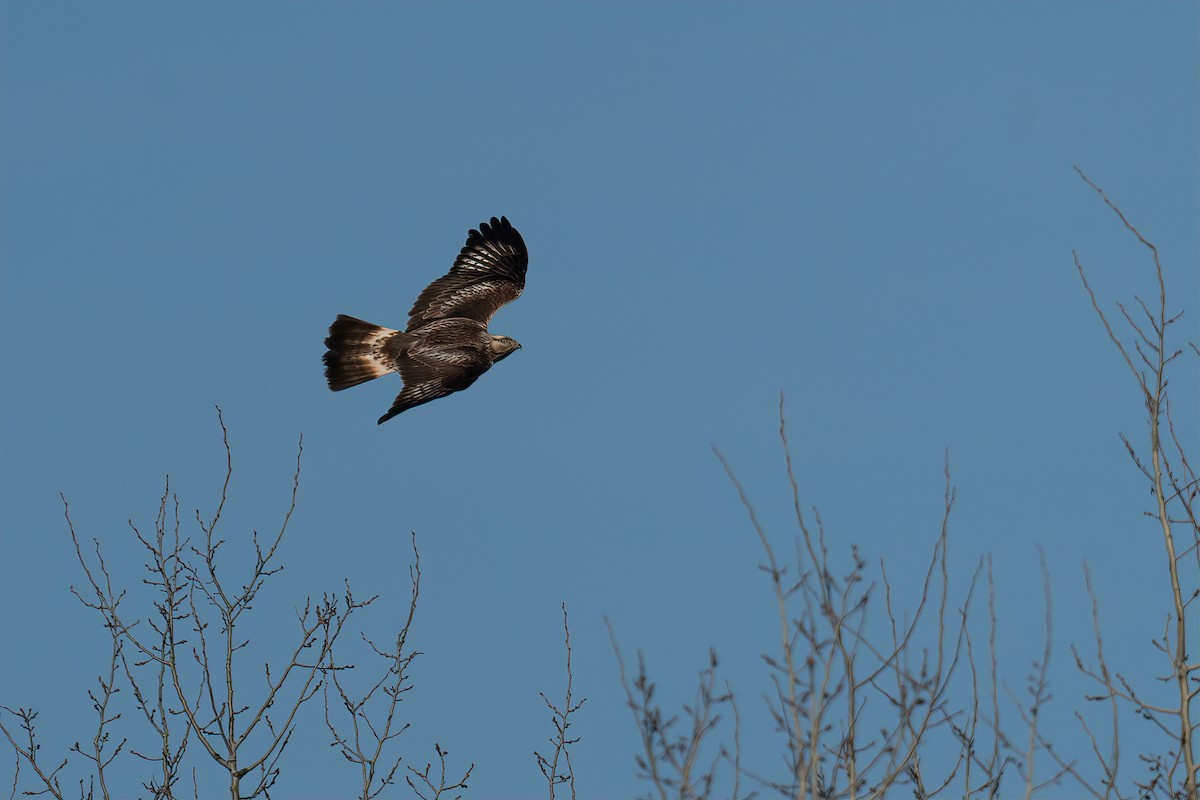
xmin=487 ymin=335 xmax=522 ymax=361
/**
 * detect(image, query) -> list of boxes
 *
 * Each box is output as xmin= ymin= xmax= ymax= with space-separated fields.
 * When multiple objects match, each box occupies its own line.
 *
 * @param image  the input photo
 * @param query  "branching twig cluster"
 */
xmin=1066 ymin=167 xmax=1198 ymax=799
xmin=0 ymin=410 xmax=464 ymax=800
xmin=323 ymin=533 xmax=422 ymax=800
xmin=536 ymin=604 xmax=585 ymax=800
xmin=405 ymin=744 xmax=474 ymax=800
xmin=609 ymin=631 xmax=736 ymax=800
xmin=717 ymin=409 xmax=977 ymax=800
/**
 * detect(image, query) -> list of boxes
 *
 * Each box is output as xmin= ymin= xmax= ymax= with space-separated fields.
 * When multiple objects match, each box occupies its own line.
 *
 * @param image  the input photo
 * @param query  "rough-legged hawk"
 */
xmin=323 ymin=216 xmax=528 ymax=424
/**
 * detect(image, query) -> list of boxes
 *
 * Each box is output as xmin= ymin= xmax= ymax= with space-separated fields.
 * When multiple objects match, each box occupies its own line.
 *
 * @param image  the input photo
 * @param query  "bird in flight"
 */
xmin=323 ymin=216 xmax=528 ymax=424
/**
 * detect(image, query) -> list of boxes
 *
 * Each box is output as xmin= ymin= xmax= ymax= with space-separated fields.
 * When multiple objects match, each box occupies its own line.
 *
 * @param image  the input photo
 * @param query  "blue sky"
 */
xmin=2 ymin=4 xmax=1197 ymax=798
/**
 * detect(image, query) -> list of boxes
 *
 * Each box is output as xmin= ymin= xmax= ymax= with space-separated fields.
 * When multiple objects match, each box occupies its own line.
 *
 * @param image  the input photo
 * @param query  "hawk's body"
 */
xmin=323 ymin=216 xmax=528 ymax=424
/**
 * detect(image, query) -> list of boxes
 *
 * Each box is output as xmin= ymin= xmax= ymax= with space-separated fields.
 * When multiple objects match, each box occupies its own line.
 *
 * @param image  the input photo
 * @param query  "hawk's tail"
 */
xmin=323 ymin=315 xmax=408 ymax=391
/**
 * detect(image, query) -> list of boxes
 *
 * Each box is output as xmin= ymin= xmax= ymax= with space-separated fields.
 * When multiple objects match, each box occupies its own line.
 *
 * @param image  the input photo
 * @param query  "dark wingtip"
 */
xmin=472 ymin=215 xmax=525 ymax=255
xmin=477 ymin=215 xmax=516 ymax=235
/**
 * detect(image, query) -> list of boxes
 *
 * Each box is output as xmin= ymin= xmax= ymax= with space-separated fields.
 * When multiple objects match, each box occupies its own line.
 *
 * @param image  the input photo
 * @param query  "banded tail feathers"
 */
xmin=322 ymin=315 xmax=410 ymax=391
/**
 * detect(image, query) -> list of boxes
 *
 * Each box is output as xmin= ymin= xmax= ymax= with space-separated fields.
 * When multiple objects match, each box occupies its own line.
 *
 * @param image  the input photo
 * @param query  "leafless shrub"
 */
xmin=712 ymin=414 xmax=979 ymax=800
xmin=609 ymin=427 xmax=979 ymax=800
xmin=608 ymin=624 xmax=738 ymax=800
xmin=0 ymin=410 xmax=471 ymax=800
xmin=322 ymin=531 xmax=424 ymax=800
xmin=611 ymin=171 xmax=1196 ymax=800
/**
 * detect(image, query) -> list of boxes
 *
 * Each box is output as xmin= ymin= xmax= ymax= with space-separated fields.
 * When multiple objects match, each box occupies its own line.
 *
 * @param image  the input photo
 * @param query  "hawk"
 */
xmin=323 ymin=216 xmax=528 ymax=424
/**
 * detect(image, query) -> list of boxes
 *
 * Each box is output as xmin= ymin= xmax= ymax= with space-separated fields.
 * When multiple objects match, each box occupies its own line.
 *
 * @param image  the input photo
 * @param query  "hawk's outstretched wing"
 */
xmin=377 ymin=354 xmax=485 ymax=424
xmin=406 ymin=216 xmax=528 ymax=332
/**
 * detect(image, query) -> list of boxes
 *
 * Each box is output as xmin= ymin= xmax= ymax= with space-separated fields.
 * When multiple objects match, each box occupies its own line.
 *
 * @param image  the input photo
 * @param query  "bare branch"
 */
xmin=535 ymin=604 xmax=585 ymax=800
xmin=405 ymin=744 xmax=473 ymax=800
xmin=323 ymin=534 xmax=422 ymax=800
xmin=1070 ymin=167 xmax=1197 ymax=798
